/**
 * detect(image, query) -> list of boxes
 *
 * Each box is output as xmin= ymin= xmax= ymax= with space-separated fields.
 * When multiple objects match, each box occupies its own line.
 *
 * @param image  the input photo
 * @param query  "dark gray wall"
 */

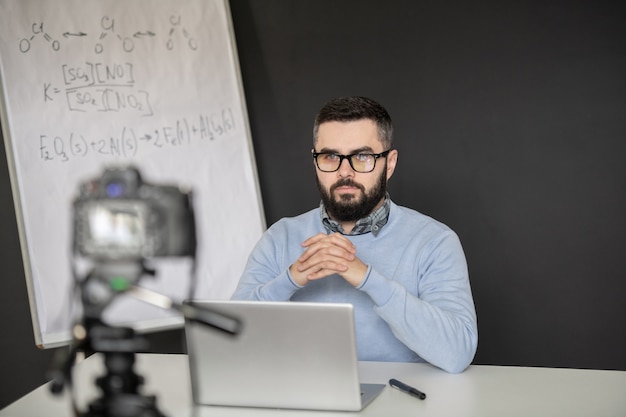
xmin=228 ymin=0 xmax=626 ymax=369
xmin=1 ymin=0 xmax=625 ymax=409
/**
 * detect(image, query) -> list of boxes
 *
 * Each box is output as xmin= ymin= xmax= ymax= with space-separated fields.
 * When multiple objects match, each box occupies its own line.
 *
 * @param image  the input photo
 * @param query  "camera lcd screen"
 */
xmin=83 ymin=201 xmax=149 ymax=256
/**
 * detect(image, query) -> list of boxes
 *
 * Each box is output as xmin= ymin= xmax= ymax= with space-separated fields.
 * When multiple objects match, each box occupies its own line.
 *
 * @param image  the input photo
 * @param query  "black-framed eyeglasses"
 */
xmin=311 ymin=149 xmax=391 ymax=173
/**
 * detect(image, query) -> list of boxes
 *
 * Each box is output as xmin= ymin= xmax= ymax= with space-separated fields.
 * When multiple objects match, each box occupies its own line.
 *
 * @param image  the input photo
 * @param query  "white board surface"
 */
xmin=0 ymin=0 xmax=265 ymax=347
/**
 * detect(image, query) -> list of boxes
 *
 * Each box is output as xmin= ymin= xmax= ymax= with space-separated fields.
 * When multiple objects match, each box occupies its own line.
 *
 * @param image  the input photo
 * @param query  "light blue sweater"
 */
xmin=231 ymin=201 xmax=478 ymax=373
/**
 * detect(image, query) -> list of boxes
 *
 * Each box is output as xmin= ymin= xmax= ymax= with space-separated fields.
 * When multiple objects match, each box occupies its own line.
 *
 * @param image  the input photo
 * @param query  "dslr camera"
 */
xmin=73 ymin=166 xmax=196 ymax=261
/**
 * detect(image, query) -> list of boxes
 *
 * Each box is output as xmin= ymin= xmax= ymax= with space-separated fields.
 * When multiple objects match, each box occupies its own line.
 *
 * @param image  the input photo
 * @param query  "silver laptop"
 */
xmin=183 ymin=300 xmax=385 ymax=411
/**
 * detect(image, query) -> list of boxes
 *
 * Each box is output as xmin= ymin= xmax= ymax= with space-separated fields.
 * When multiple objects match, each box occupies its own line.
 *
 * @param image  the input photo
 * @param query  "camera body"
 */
xmin=73 ymin=166 xmax=196 ymax=261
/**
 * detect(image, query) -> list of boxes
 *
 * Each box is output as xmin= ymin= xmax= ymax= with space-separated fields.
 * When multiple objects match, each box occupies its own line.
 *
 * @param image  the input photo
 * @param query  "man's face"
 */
xmin=314 ymin=119 xmax=397 ymax=222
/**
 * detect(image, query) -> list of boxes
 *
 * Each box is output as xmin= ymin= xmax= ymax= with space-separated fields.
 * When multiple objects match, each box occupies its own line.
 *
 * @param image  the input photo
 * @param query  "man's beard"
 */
xmin=317 ymin=167 xmax=387 ymax=223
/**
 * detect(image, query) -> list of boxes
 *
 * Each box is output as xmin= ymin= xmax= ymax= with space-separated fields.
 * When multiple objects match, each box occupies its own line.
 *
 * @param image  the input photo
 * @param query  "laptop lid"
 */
xmin=183 ymin=300 xmax=384 ymax=411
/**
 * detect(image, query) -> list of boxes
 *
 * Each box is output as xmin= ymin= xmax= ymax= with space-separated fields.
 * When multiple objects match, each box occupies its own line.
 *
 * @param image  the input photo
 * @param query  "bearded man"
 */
xmin=231 ymin=96 xmax=478 ymax=373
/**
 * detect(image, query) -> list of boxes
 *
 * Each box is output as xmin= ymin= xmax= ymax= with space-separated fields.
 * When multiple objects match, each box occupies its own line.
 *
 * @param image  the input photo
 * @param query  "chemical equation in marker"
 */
xmin=37 ymin=110 xmax=237 ymax=163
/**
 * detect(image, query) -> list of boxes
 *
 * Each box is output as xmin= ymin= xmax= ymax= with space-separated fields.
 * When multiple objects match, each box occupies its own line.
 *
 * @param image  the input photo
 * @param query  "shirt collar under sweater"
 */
xmin=320 ymin=193 xmax=391 ymax=237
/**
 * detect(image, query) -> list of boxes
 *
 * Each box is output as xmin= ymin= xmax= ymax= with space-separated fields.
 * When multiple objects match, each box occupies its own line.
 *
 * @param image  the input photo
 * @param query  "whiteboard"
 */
xmin=0 ymin=0 xmax=265 ymax=347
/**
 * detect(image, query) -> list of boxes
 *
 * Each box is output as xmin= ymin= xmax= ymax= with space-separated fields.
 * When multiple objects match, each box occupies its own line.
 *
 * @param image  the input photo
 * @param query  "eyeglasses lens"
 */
xmin=316 ymin=154 xmax=376 ymax=173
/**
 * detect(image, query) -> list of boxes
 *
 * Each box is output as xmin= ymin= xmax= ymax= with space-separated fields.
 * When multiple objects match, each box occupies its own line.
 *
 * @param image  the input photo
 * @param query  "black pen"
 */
xmin=389 ymin=378 xmax=426 ymax=400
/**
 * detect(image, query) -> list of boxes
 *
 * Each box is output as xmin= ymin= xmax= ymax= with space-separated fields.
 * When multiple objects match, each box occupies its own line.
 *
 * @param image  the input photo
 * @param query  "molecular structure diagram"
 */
xmin=19 ymin=22 xmax=60 ymax=53
xmin=18 ymin=14 xmax=199 ymax=54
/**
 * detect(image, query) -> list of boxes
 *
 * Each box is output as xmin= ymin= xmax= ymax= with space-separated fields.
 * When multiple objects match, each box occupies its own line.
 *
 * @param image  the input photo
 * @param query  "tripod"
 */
xmin=81 ymin=321 xmax=165 ymax=417
xmin=50 ymin=269 xmax=240 ymax=417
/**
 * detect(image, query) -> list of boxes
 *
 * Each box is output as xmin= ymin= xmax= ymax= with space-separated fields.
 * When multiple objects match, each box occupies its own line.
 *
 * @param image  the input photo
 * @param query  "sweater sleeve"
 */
xmin=230 ymin=226 xmax=302 ymax=301
xmin=359 ymin=230 xmax=478 ymax=373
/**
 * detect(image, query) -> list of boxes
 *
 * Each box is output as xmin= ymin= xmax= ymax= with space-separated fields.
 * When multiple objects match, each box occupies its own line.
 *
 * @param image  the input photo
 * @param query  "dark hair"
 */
xmin=313 ymin=96 xmax=393 ymax=149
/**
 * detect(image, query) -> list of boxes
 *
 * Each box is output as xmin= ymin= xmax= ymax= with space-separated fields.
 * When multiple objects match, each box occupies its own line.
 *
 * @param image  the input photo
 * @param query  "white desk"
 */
xmin=2 ymin=353 xmax=625 ymax=416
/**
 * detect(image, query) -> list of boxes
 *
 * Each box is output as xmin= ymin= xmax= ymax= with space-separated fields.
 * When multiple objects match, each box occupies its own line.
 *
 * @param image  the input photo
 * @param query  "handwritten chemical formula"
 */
xmin=1 ymin=2 xmax=245 ymax=168
xmin=40 ymin=61 xmax=153 ymax=116
xmin=18 ymin=22 xmax=60 ymax=53
xmin=18 ymin=14 xmax=198 ymax=54
xmin=56 ymin=61 xmax=152 ymax=116
xmin=29 ymin=13 xmax=202 ymax=118
xmin=38 ymin=109 xmax=237 ymax=163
